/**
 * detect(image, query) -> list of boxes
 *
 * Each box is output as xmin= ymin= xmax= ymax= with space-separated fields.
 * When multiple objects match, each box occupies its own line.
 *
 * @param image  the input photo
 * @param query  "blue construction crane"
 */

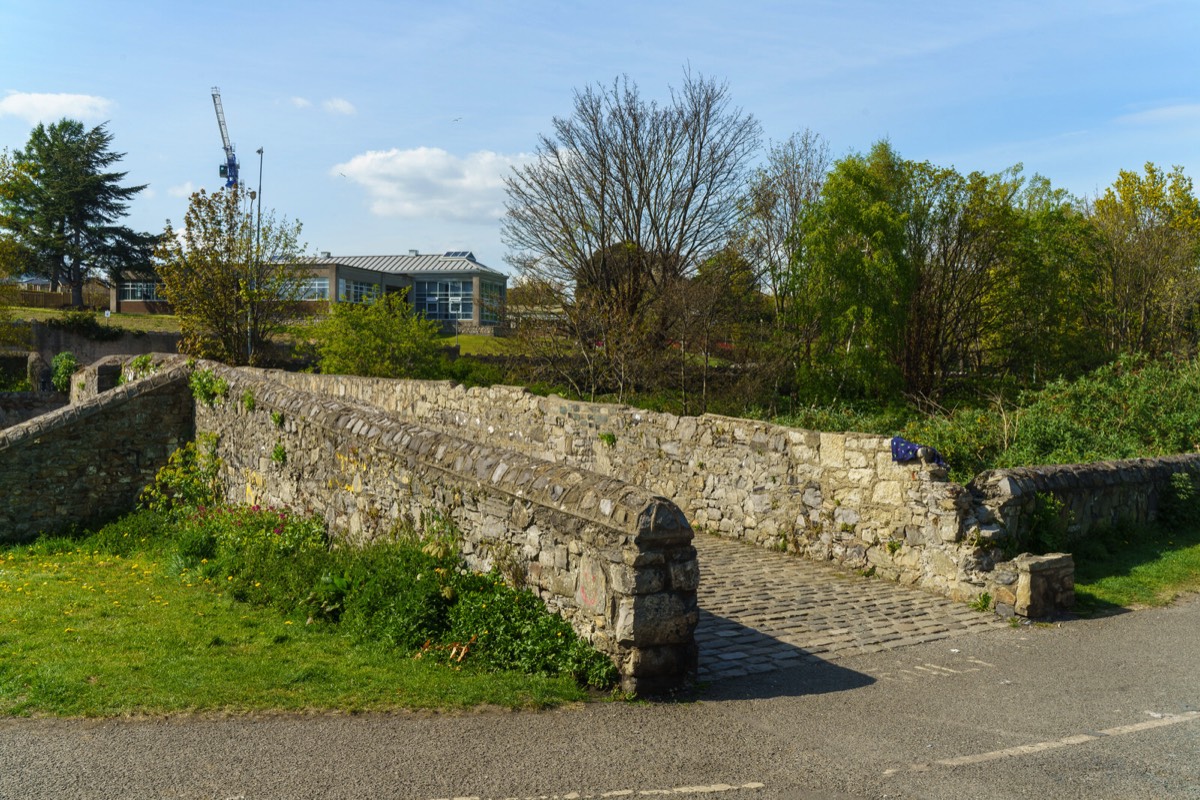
xmin=211 ymin=87 xmax=239 ymax=188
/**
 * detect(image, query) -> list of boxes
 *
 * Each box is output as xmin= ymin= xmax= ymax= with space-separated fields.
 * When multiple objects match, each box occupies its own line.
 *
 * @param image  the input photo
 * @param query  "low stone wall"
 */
xmin=195 ymin=364 xmax=698 ymax=694
xmin=262 ymin=373 xmax=1031 ymax=605
xmin=0 ymin=391 xmax=67 ymax=430
xmin=23 ymin=321 xmax=181 ymax=366
xmin=0 ymin=365 xmax=194 ymax=542
xmin=971 ymin=456 xmax=1200 ymax=541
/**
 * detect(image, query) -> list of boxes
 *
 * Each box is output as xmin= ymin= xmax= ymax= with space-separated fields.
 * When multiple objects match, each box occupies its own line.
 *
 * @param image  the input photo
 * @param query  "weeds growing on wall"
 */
xmin=119 ymin=354 xmax=157 ymax=384
xmin=189 ymin=368 xmax=229 ymax=407
xmin=49 ymin=351 xmax=79 ymax=392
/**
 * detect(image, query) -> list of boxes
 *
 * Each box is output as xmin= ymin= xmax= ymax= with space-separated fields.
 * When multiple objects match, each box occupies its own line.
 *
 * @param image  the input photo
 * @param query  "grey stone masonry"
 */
xmin=194 ymin=363 xmax=699 ymax=694
xmin=970 ymin=457 xmax=1200 ymax=543
xmin=0 ymin=391 xmax=67 ymax=430
xmin=260 ymin=373 xmax=1074 ymax=614
xmin=0 ymin=363 xmax=194 ymax=543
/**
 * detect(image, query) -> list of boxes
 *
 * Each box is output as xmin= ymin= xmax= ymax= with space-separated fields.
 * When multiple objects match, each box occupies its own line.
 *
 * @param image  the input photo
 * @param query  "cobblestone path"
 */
xmin=693 ymin=534 xmax=1006 ymax=682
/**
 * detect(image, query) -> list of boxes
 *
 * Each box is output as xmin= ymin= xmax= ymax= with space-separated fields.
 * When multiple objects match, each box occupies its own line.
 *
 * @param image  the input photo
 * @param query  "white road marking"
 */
xmin=878 ymin=657 xmax=995 ymax=681
xmin=882 ymin=711 xmax=1200 ymax=775
xmin=429 ymin=782 xmax=765 ymax=800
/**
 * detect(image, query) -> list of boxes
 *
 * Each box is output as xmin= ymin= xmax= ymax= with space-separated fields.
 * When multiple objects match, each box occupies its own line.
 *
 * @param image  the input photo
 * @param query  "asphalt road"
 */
xmin=2 ymin=597 xmax=1198 ymax=800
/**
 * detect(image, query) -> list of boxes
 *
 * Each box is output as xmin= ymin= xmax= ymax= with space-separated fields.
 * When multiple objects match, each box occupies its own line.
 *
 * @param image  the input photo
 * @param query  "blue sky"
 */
xmin=2 ymin=0 xmax=1197 ymax=274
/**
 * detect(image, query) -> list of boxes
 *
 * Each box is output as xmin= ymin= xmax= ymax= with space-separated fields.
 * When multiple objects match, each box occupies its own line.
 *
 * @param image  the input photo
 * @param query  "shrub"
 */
xmin=1160 ymin=472 xmax=1198 ymax=531
xmin=139 ymin=435 xmax=224 ymax=514
xmin=180 ymin=504 xmax=332 ymax=610
xmin=50 ymin=351 xmax=79 ymax=392
xmin=305 ymin=291 xmax=443 ymax=379
xmin=241 ymin=388 xmax=256 ymax=411
xmin=90 ymin=509 xmax=171 ymax=555
xmin=902 ymin=356 xmax=1200 ymax=482
xmin=339 ymin=543 xmax=455 ymax=652
xmin=1024 ymin=492 xmax=1070 ymax=554
xmin=446 ymin=573 xmax=618 ymax=687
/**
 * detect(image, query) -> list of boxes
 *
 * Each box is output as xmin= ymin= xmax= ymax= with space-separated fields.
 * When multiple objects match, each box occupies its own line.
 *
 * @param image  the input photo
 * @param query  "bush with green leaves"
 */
xmin=50 ymin=351 xmax=79 ymax=392
xmin=447 ymin=572 xmax=618 ymax=686
xmin=139 ymin=434 xmax=223 ymax=514
xmin=176 ymin=503 xmax=332 ymax=610
xmin=904 ymin=356 xmax=1200 ymax=482
xmin=125 ymin=443 xmax=619 ymax=689
xmin=306 ymin=291 xmax=443 ymax=379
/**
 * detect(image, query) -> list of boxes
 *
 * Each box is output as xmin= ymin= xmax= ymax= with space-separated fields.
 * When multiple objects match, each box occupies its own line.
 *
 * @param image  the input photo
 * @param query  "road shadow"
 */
xmin=690 ymin=609 xmax=875 ymax=702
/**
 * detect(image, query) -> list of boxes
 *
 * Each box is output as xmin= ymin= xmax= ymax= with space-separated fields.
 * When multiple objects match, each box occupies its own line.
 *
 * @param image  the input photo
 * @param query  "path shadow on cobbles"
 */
xmin=692 ymin=610 xmax=875 ymax=702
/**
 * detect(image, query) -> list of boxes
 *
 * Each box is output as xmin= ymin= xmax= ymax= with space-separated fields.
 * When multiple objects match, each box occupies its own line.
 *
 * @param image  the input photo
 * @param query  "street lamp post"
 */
xmin=247 ymin=147 xmax=263 ymax=363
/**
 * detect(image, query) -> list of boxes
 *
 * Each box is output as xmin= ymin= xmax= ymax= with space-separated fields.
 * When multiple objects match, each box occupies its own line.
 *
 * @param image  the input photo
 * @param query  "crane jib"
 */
xmin=211 ymin=86 xmax=240 ymax=188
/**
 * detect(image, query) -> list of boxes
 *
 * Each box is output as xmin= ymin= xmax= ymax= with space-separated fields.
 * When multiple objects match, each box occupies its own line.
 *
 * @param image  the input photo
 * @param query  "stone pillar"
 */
xmin=1014 ymin=553 xmax=1075 ymax=617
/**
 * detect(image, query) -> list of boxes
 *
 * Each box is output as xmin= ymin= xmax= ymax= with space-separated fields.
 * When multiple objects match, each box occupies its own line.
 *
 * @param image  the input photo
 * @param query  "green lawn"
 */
xmin=1071 ymin=522 xmax=1200 ymax=614
xmin=10 ymin=306 xmax=182 ymax=334
xmin=0 ymin=539 xmax=588 ymax=716
xmin=439 ymin=332 xmax=517 ymax=356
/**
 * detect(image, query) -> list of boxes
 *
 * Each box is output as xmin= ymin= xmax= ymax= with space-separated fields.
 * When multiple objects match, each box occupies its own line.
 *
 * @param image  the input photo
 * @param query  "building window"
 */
xmin=119 ymin=281 xmax=164 ymax=301
xmin=414 ymin=279 xmax=474 ymax=321
xmin=300 ymin=277 xmax=329 ymax=301
xmin=480 ymin=281 xmax=504 ymax=325
xmin=338 ymin=278 xmax=378 ymax=303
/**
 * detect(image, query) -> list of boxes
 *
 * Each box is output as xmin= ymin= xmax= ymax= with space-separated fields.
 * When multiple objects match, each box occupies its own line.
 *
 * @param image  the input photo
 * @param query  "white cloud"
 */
xmin=323 ymin=97 xmax=356 ymax=115
xmin=290 ymin=96 xmax=312 ymax=109
xmin=0 ymin=92 xmax=113 ymax=123
xmin=167 ymin=181 xmax=196 ymax=198
xmin=332 ymin=147 xmax=529 ymax=222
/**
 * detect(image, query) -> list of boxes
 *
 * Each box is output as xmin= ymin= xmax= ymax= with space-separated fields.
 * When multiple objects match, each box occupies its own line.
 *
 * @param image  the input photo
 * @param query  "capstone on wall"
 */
xmin=195 ymin=364 xmax=699 ymax=694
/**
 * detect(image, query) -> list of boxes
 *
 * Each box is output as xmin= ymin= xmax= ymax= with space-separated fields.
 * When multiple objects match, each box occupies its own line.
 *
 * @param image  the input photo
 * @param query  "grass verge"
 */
xmin=1071 ymin=521 xmax=1200 ymax=614
xmin=0 ymin=517 xmax=602 ymax=716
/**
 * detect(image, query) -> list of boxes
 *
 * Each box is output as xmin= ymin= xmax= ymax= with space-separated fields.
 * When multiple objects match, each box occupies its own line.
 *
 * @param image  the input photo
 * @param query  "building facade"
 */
xmin=112 ymin=251 xmax=509 ymax=334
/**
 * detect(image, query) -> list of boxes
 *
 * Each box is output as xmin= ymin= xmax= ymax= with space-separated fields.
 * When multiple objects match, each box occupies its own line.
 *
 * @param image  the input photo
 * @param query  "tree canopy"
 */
xmin=155 ymin=186 xmax=307 ymax=366
xmin=0 ymin=119 xmax=156 ymax=306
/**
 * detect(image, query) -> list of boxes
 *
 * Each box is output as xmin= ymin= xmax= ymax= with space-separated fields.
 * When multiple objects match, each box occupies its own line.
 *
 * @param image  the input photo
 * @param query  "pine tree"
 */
xmin=0 ymin=119 xmax=156 ymax=306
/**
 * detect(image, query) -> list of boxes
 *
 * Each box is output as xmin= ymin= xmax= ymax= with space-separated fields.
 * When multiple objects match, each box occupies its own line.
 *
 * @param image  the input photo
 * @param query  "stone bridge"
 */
xmin=7 ymin=355 xmax=1194 ymax=692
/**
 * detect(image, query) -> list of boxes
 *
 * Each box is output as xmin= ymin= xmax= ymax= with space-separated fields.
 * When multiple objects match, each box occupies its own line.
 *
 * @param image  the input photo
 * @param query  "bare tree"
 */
xmin=742 ymin=130 xmax=831 ymax=317
xmin=502 ymin=71 xmax=761 ymax=399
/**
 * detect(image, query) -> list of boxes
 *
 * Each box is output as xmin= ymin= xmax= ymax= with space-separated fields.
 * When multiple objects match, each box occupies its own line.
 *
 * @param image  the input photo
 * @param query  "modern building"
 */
xmin=111 ymin=250 xmax=509 ymax=334
xmin=297 ymin=251 xmax=507 ymax=334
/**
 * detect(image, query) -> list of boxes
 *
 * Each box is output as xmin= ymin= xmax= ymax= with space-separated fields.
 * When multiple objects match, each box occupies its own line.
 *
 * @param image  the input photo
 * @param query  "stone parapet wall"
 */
xmin=0 ymin=391 xmax=67 ymax=430
xmin=970 ymin=456 xmax=1200 ymax=542
xmin=262 ymin=373 xmax=1010 ymax=603
xmin=0 ymin=365 xmax=194 ymax=543
xmin=196 ymin=364 xmax=698 ymax=694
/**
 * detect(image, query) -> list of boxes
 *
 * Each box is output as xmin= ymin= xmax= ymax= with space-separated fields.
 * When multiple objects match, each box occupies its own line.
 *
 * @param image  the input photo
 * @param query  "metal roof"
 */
xmin=300 ymin=251 xmax=505 ymax=278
